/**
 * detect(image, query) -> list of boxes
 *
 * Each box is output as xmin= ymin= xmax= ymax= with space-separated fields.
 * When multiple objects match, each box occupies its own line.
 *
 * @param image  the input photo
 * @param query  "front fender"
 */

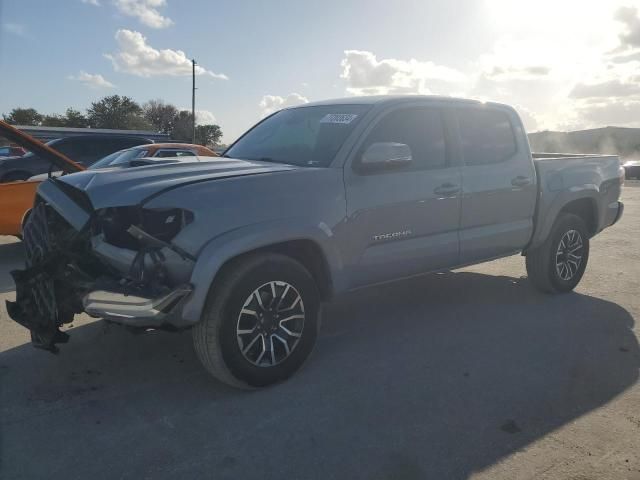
xmin=180 ymin=218 xmax=344 ymax=324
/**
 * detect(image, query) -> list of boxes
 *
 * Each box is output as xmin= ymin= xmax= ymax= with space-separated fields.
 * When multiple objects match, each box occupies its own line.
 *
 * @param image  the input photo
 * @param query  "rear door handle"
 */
xmin=434 ymin=183 xmax=461 ymax=196
xmin=511 ymin=176 xmax=532 ymax=187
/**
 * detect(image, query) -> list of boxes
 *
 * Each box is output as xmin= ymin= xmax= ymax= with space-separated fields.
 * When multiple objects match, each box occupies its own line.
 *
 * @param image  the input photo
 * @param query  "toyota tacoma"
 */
xmin=6 ymin=96 xmax=625 ymax=388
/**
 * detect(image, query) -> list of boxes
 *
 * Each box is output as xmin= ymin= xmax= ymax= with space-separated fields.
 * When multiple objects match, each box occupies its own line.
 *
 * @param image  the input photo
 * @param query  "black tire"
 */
xmin=193 ymin=253 xmax=320 ymax=389
xmin=1 ymin=171 xmax=31 ymax=183
xmin=526 ymin=213 xmax=590 ymax=293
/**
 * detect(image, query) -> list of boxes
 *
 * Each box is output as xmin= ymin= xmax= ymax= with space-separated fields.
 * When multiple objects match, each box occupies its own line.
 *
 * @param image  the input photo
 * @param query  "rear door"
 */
xmin=455 ymin=106 xmax=536 ymax=264
xmin=344 ymin=105 xmax=462 ymax=288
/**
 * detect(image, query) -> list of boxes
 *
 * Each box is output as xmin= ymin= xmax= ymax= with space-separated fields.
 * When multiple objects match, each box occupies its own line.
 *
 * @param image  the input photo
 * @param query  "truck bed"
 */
xmin=528 ymin=153 xmax=622 ymax=249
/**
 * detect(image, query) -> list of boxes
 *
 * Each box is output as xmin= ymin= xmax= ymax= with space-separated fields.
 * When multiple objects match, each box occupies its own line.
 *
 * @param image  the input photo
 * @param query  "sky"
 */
xmin=2 ymin=0 xmax=640 ymax=142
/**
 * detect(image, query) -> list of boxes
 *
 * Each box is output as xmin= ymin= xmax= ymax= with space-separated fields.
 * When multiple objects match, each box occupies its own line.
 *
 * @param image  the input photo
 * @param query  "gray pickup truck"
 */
xmin=7 ymin=96 xmax=625 ymax=388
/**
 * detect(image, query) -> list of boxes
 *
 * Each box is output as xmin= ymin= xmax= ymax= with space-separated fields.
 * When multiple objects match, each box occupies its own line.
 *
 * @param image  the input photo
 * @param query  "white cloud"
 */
xmin=464 ymin=0 xmax=640 ymax=131
xmin=340 ymin=50 xmax=466 ymax=96
xmin=570 ymin=78 xmax=640 ymax=99
xmin=179 ymin=109 xmax=217 ymax=125
xmin=81 ymin=0 xmax=101 ymax=6
xmin=68 ymin=71 xmax=116 ymax=88
xmin=114 ymin=0 xmax=173 ymax=29
xmin=259 ymin=93 xmax=309 ymax=115
xmin=483 ymin=65 xmax=551 ymax=81
xmin=105 ymin=29 xmax=228 ymax=79
xmin=2 ymin=23 xmax=27 ymax=37
xmin=614 ymin=6 xmax=640 ymax=50
xmin=195 ymin=109 xmax=216 ymax=125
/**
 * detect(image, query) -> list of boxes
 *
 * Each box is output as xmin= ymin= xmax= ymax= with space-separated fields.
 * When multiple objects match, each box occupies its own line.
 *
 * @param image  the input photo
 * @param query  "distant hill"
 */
xmin=528 ymin=127 xmax=640 ymax=160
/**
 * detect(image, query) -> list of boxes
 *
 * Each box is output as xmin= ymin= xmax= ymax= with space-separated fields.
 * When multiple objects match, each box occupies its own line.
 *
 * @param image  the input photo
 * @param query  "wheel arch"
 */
xmin=181 ymin=222 xmax=342 ymax=324
xmin=527 ymin=190 xmax=600 ymax=252
xmin=557 ymin=197 xmax=598 ymax=236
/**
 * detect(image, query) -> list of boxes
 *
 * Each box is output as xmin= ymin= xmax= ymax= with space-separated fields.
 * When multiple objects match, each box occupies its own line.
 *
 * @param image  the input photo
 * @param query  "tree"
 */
xmin=143 ymin=99 xmax=178 ymax=134
xmin=62 ymin=108 xmax=89 ymax=128
xmin=195 ymin=124 xmax=223 ymax=147
xmin=41 ymin=114 xmax=66 ymax=127
xmin=87 ymin=95 xmax=150 ymax=130
xmin=170 ymin=110 xmax=194 ymax=142
xmin=42 ymin=108 xmax=89 ymax=128
xmin=170 ymin=110 xmax=223 ymax=146
xmin=2 ymin=107 xmax=43 ymax=126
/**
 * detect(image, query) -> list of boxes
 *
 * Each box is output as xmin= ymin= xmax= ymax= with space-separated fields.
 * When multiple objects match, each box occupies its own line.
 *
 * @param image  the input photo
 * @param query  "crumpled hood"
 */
xmin=55 ymin=158 xmax=297 ymax=209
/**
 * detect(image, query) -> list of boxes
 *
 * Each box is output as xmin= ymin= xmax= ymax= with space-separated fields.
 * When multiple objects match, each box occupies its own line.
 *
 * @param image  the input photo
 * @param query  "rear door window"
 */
xmin=457 ymin=108 xmax=517 ymax=166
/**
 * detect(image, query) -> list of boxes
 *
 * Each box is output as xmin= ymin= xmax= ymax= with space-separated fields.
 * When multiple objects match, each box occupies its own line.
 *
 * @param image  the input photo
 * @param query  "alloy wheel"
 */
xmin=555 ymin=229 xmax=584 ymax=281
xmin=236 ymin=281 xmax=305 ymax=367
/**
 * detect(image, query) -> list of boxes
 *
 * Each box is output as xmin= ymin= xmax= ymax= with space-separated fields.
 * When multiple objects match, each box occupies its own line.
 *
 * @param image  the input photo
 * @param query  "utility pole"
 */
xmin=192 ymin=59 xmax=197 ymax=144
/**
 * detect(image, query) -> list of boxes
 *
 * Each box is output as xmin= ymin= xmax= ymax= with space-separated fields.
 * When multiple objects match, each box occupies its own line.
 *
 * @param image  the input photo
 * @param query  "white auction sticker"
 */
xmin=320 ymin=113 xmax=358 ymax=124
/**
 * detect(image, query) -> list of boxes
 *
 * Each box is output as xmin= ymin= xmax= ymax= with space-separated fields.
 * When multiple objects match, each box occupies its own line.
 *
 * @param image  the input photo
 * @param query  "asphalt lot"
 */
xmin=0 ymin=184 xmax=639 ymax=480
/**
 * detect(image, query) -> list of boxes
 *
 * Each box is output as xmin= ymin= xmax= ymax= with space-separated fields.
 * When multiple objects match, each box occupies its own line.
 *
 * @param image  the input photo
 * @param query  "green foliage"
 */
xmin=41 ymin=109 xmax=89 ymax=128
xmin=62 ymin=108 xmax=89 ymax=128
xmin=195 ymin=124 xmax=223 ymax=147
xmin=170 ymin=110 xmax=195 ymax=142
xmin=143 ymin=99 xmax=178 ymax=134
xmin=169 ymin=110 xmax=223 ymax=146
xmin=87 ymin=95 xmax=151 ymax=130
xmin=2 ymin=107 xmax=43 ymax=126
xmin=2 ymin=98 xmax=223 ymax=145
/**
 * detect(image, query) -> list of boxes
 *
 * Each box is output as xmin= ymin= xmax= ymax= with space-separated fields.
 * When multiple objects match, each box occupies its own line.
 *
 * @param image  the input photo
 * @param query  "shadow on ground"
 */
xmin=0 ymin=270 xmax=638 ymax=479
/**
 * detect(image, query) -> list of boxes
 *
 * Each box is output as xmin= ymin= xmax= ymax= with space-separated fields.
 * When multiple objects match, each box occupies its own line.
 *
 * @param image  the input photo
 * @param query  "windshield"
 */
xmin=225 ymin=105 xmax=371 ymax=167
xmin=89 ymin=148 xmax=146 ymax=169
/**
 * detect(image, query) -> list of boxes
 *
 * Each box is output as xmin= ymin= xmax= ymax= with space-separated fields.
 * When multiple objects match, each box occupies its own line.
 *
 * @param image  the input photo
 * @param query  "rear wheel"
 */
xmin=193 ymin=253 xmax=320 ymax=388
xmin=526 ymin=213 xmax=590 ymax=293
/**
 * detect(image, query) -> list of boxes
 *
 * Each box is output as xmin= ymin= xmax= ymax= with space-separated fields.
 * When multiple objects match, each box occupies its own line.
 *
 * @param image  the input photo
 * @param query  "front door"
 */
xmin=343 ymin=105 xmax=462 ymax=288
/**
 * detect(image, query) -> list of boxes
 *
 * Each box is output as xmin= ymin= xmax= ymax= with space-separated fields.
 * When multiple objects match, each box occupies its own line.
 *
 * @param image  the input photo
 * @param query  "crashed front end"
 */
xmin=6 ymin=179 xmax=195 ymax=352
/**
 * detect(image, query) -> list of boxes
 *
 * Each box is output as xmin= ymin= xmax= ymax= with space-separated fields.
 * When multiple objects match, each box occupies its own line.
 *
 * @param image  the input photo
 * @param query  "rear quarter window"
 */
xmin=457 ymin=108 xmax=517 ymax=166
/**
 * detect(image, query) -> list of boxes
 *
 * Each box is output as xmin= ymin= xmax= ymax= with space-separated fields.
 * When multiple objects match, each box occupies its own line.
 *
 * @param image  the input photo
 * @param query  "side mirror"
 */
xmin=359 ymin=142 xmax=413 ymax=172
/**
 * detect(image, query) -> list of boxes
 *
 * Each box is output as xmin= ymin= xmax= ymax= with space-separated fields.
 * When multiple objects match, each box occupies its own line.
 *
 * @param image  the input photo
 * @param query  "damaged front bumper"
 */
xmin=7 ymin=179 xmax=197 ymax=352
xmin=83 ymin=284 xmax=192 ymax=327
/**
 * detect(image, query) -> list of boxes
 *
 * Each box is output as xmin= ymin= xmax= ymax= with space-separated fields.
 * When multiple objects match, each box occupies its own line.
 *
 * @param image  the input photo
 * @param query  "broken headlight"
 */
xmin=96 ymin=207 xmax=194 ymax=249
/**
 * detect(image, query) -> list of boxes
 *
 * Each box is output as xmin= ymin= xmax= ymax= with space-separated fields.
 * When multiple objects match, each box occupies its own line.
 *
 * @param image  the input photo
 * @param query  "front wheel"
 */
xmin=193 ymin=253 xmax=320 ymax=388
xmin=526 ymin=213 xmax=590 ymax=293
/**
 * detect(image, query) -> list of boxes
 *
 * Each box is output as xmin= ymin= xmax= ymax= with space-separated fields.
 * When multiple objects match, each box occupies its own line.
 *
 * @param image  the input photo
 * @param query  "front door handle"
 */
xmin=434 ymin=183 xmax=461 ymax=196
xmin=511 ymin=176 xmax=532 ymax=187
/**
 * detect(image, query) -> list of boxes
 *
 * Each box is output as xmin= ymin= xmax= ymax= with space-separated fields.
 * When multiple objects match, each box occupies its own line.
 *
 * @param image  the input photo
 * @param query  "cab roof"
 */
xmin=294 ymin=95 xmax=508 ymax=110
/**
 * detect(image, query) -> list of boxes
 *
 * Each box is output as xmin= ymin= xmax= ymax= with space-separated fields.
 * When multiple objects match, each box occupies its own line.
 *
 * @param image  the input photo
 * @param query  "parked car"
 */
xmin=28 ymin=143 xmax=219 ymax=181
xmin=0 ymin=144 xmax=27 ymax=157
xmin=0 ymin=121 xmax=85 ymax=237
xmin=88 ymin=143 xmax=218 ymax=169
xmin=0 ymin=134 xmax=152 ymax=182
xmin=6 ymin=96 xmax=624 ymax=389
xmin=622 ymin=159 xmax=640 ymax=179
